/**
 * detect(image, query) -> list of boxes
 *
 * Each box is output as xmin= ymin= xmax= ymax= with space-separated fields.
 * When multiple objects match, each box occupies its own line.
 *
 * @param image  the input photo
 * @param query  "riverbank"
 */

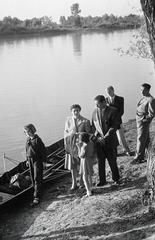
xmin=0 ymin=118 xmax=155 ymax=240
xmin=0 ymin=25 xmax=140 ymax=38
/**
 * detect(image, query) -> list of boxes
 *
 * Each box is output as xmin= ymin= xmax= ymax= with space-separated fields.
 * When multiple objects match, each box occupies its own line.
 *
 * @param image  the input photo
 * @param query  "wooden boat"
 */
xmin=0 ymin=139 xmax=69 ymax=210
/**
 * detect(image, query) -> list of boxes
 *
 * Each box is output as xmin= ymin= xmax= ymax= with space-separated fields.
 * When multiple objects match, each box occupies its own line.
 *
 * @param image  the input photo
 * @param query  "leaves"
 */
xmin=114 ymin=19 xmax=153 ymax=61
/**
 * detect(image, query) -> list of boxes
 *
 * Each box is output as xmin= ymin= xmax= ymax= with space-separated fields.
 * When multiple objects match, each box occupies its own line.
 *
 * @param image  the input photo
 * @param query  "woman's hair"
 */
xmin=79 ymin=132 xmax=90 ymax=144
xmin=70 ymin=104 xmax=81 ymax=111
xmin=23 ymin=124 xmax=36 ymax=134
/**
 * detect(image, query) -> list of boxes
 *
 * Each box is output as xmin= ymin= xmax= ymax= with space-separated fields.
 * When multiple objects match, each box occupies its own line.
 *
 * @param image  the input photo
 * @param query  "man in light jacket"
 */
xmin=131 ymin=83 xmax=155 ymax=164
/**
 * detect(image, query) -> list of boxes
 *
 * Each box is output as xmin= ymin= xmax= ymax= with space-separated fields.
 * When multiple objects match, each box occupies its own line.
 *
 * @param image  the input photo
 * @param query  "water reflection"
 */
xmin=0 ymin=35 xmax=55 ymax=48
xmin=71 ymin=32 xmax=82 ymax=57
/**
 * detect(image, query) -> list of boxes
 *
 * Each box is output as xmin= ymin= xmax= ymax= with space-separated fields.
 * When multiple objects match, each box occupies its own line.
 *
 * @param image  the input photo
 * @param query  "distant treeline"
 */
xmin=0 ymin=14 xmax=141 ymax=36
xmin=60 ymin=14 xmax=141 ymax=29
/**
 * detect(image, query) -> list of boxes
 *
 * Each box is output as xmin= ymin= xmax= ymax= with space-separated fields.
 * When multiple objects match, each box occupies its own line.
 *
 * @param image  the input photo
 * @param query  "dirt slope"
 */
xmin=0 ymin=119 xmax=155 ymax=240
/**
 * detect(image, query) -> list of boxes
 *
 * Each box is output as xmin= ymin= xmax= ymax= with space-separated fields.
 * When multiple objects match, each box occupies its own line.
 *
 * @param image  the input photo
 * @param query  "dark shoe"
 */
xmin=118 ymin=151 xmax=130 ymax=157
xmin=130 ymin=158 xmax=142 ymax=164
xmin=129 ymin=151 xmax=135 ymax=157
xmin=30 ymin=198 xmax=39 ymax=207
xmin=122 ymin=151 xmax=131 ymax=156
xmin=96 ymin=182 xmax=107 ymax=187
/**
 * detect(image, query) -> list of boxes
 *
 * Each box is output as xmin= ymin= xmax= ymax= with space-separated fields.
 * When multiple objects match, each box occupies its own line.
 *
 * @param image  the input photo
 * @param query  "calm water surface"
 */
xmin=0 ymin=29 xmax=154 ymax=174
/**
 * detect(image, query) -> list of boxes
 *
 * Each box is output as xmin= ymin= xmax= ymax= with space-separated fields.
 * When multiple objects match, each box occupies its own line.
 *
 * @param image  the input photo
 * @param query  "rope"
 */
xmin=3 ymin=155 xmax=21 ymax=165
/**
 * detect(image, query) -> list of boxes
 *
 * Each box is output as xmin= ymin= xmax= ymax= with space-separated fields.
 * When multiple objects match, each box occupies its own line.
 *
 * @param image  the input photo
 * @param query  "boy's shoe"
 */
xmin=86 ymin=190 xmax=92 ymax=197
xmin=30 ymin=198 xmax=40 ymax=207
xmin=70 ymin=185 xmax=78 ymax=190
xmin=69 ymin=185 xmax=78 ymax=193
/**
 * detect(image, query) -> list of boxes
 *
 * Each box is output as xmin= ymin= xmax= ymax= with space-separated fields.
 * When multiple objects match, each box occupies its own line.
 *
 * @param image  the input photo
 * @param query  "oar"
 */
xmin=43 ymin=159 xmax=64 ymax=178
xmin=44 ymin=157 xmax=65 ymax=175
xmin=43 ymin=171 xmax=69 ymax=183
xmin=2 ymin=154 xmax=20 ymax=166
xmin=44 ymin=173 xmax=68 ymax=182
xmin=2 ymin=154 xmax=6 ymax=172
xmin=43 ymin=163 xmax=65 ymax=180
xmin=44 ymin=168 xmax=69 ymax=180
xmin=43 ymin=164 xmax=64 ymax=180
xmin=47 ymin=148 xmax=65 ymax=159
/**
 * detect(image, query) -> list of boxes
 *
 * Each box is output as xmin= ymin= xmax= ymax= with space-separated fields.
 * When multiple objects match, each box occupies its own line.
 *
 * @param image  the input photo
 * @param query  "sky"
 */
xmin=0 ymin=0 xmax=141 ymax=23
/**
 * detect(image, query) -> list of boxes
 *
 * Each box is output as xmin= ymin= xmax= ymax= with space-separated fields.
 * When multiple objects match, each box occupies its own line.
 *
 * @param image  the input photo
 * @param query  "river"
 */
xmin=0 ymin=29 xmax=154 ymax=174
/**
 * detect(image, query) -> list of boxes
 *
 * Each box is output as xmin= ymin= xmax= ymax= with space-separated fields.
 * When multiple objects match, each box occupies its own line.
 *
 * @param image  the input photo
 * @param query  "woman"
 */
xmin=24 ymin=124 xmax=46 ymax=207
xmin=64 ymin=104 xmax=92 ymax=190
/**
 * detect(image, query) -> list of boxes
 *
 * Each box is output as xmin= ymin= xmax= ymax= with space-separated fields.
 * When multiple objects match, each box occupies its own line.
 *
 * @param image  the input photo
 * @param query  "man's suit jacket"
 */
xmin=106 ymin=95 xmax=124 ymax=128
xmin=92 ymin=106 xmax=119 ymax=149
xmin=64 ymin=115 xmax=91 ymax=138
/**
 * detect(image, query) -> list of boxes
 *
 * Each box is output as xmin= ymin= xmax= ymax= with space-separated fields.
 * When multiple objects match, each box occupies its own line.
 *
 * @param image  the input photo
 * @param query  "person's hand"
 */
xmin=97 ymin=137 xmax=105 ymax=145
xmin=21 ymin=150 xmax=26 ymax=158
xmin=142 ymin=118 xmax=148 ymax=123
xmin=90 ymin=134 xmax=97 ymax=141
xmin=76 ymin=142 xmax=82 ymax=148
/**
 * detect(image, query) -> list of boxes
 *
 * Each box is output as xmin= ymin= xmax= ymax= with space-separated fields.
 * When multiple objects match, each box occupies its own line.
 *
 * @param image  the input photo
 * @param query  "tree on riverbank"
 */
xmin=140 ymin=0 xmax=155 ymax=63
xmin=116 ymin=1 xmax=155 ymax=63
xmin=70 ymin=3 xmax=81 ymax=27
xmin=114 ymin=17 xmax=153 ymax=61
xmin=59 ymin=12 xmax=141 ymax=29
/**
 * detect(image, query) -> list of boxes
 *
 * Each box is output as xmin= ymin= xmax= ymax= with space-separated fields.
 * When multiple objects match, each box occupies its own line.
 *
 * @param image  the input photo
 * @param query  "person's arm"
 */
xmin=84 ymin=119 xmax=92 ymax=133
xmin=64 ymin=118 xmax=71 ymax=138
xmin=91 ymin=120 xmax=96 ymax=134
xmin=143 ymin=98 xmax=155 ymax=123
xmin=104 ymin=108 xmax=118 ymax=143
xmin=77 ymin=144 xmax=87 ymax=158
xmin=40 ymin=139 xmax=47 ymax=162
xmin=118 ymin=97 xmax=124 ymax=119
xmin=91 ymin=120 xmax=98 ymax=141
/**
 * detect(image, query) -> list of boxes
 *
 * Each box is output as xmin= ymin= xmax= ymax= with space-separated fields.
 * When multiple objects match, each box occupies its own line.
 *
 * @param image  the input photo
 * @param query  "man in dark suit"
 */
xmin=92 ymin=95 xmax=120 ymax=186
xmin=106 ymin=86 xmax=130 ymax=156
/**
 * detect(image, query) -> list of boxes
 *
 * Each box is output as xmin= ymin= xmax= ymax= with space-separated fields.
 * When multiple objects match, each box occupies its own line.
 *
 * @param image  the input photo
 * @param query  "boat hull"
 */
xmin=0 ymin=139 xmax=69 ymax=210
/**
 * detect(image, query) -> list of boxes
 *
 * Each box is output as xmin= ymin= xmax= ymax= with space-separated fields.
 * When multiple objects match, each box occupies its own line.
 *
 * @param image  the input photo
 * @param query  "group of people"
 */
xmin=64 ymin=83 xmax=155 ymax=196
xmin=23 ymin=83 xmax=155 ymax=206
